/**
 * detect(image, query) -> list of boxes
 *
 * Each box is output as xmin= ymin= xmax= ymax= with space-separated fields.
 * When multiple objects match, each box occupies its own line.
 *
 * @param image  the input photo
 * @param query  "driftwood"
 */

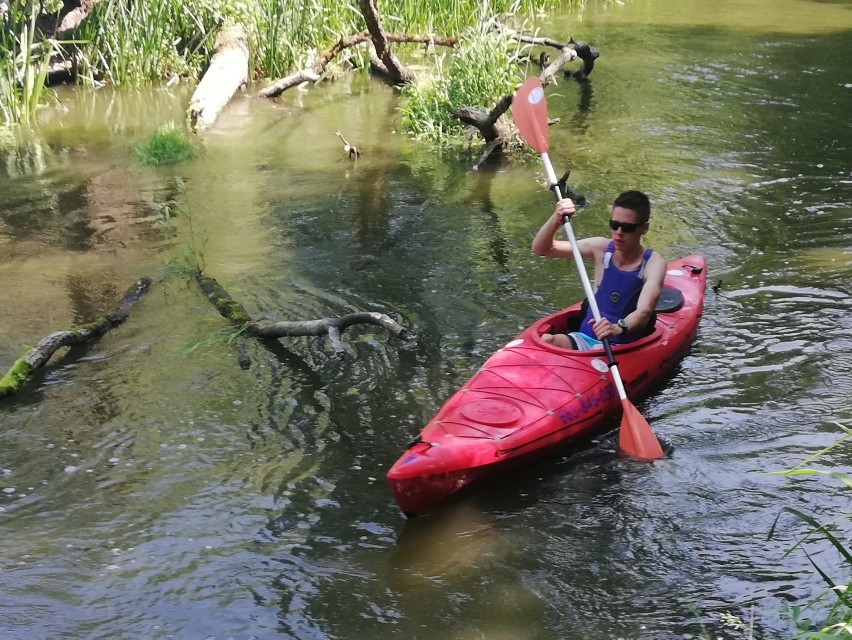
xmin=518 ymin=34 xmax=600 ymax=82
xmin=259 ymin=29 xmax=596 ymax=100
xmin=449 ymin=36 xmax=599 ymax=168
xmin=193 ymin=271 xmax=406 ymax=356
xmin=0 ymin=278 xmax=152 ymax=398
xmin=335 ymin=130 xmax=361 ymax=158
xmin=188 ymin=22 xmax=249 ymax=132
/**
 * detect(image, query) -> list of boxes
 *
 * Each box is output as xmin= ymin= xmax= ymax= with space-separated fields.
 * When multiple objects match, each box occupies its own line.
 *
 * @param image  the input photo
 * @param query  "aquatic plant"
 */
xmin=769 ymin=424 xmax=852 ymax=639
xmin=134 ymin=122 xmax=195 ymax=165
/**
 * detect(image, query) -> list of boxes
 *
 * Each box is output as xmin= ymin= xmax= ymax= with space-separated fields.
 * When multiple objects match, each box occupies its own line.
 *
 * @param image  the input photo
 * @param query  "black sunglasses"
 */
xmin=609 ymin=219 xmax=642 ymax=233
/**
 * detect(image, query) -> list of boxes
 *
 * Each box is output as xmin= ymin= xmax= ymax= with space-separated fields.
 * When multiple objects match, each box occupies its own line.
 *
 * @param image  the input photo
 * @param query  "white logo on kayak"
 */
xmin=667 ymin=269 xmax=684 ymax=276
xmin=591 ymin=359 xmax=609 ymax=373
xmin=528 ymin=87 xmax=544 ymax=105
xmin=504 ymin=339 xmax=524 ymax=348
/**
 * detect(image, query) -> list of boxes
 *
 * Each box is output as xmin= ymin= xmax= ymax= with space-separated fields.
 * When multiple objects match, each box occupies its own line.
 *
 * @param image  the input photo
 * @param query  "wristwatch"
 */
xmin=617 ymin=318 xmax=629 ymax=334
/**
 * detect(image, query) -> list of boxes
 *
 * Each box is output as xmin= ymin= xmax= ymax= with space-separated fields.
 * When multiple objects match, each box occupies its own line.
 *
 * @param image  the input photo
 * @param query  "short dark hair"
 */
xmin=613 ymin=190 xmax=651 ymax=224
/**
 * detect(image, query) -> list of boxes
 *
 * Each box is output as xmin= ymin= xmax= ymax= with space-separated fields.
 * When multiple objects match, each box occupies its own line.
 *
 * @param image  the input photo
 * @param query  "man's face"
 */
xmin=609 ymin=206 xmax=647 ymax=252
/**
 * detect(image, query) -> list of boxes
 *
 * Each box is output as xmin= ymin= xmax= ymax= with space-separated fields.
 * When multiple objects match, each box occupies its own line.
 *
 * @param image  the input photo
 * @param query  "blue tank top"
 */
xmin=580 ymin=242 xmax=654 ymax=344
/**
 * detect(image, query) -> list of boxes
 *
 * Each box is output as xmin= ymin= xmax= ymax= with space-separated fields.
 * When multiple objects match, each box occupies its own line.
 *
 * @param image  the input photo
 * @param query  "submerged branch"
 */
xmin=193 ymin=271 xmax=406 ymax=357
xmin=0 ymin=278 xmax=152 ymax=399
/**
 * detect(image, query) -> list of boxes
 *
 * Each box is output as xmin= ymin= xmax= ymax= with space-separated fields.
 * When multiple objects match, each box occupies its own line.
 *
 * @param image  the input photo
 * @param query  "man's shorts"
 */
xmin=567 ymin=332 xmax=603 ymax=350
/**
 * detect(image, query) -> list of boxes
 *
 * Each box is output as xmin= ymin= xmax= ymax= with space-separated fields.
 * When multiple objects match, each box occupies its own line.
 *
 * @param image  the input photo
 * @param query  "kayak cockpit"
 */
xmin=527 ymin=285 xmax=686 ymax=353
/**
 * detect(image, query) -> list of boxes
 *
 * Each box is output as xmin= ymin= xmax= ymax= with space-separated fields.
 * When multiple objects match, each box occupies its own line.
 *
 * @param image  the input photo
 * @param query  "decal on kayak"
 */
xmin=504 ymin=339 xmax=524 ymax=348
xmin=626 ymin=369 xmax=650 ymax=392
xmin=667 ymin=269 xmax=684 ymax=276
xmin=556 ymin=384 xmax=616 ymax=425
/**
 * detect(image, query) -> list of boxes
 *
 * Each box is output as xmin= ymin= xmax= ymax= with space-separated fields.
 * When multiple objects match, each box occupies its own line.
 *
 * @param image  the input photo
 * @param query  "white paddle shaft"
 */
xmin=540 ymin=152 xmax=629 ymax=401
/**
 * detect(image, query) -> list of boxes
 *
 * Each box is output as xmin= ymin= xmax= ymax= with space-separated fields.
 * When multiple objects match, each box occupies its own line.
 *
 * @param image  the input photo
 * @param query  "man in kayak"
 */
xmin=532 ymin=190 xmax=666 ymax=349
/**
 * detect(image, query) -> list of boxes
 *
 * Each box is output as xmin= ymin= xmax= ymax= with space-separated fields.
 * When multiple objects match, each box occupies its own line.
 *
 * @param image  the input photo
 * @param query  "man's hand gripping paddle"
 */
xmin=512 ymin=77 xmax=664 ymax=462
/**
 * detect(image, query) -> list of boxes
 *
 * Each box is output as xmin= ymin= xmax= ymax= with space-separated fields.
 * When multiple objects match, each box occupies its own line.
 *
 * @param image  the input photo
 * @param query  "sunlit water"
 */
xmin=1 ymin=0 xmax=851 ymax=638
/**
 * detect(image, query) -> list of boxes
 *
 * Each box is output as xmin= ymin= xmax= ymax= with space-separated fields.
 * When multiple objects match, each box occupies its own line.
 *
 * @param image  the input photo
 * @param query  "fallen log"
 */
xmin=188 ymin=21 xmax=249 ymax=133
xmin=0 ymin=278 xmax=152 ymax=398
xmin=193 ymin=271 xmax=406 ymax=357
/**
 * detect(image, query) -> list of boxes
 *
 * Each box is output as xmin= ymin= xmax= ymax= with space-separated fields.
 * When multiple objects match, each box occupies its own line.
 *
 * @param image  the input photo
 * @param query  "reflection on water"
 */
xmin=1 ymin=0 xmax=852 ymax=638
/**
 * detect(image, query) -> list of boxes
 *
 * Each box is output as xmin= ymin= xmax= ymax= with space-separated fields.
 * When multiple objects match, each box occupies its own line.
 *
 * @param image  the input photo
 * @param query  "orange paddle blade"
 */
xmin=618 ymin=399 xmax=664 ymax=461
xmin=512 ymin=77 xmax=550 ymax=154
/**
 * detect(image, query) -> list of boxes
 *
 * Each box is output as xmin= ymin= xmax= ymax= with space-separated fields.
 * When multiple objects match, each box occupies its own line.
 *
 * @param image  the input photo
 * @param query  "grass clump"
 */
xmin=135 ymin=122 xmax=195 ymax=165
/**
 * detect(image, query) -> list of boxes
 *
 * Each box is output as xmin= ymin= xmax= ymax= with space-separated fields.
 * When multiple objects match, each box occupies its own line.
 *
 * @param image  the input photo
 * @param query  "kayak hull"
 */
xmin=387 ymin=255 xmax=707 ymax=516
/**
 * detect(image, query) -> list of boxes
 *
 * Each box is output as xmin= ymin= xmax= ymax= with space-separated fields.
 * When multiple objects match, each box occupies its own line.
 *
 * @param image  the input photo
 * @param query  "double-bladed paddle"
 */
xmin=512 ymin=76 xmax=664 ymax=461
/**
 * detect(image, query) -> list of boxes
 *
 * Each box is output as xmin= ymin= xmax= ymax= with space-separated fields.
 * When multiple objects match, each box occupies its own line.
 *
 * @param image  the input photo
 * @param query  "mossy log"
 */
xmin=0 ymin=278 xmax=152 ymax=399
xmin=193 ymin=271 xmax=406 ymax=357
xmin=189 ymin=22 xmax=249 ymax=133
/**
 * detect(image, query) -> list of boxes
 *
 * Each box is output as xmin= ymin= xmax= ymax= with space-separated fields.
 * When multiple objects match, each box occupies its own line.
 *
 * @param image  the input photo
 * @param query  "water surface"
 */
xmin=1 ymin=0 xmax=851 ymax=638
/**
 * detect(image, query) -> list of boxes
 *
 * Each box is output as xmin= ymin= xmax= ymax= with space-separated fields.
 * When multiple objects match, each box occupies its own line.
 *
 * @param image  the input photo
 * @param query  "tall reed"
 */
xmin=0 ymin=2 xmax=59 ymax=125
xmin=382 ymin=0 xmax=567 ymax=34
xmin=74 ymin=0 xmax=220 ymax=87
xmin=769 ymin=424 xmax=852 ymax=639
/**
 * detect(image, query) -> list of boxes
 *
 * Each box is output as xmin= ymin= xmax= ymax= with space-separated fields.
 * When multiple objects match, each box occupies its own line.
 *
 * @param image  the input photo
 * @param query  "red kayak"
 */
xmin=387 ymin=255 xmax=707 ymax=516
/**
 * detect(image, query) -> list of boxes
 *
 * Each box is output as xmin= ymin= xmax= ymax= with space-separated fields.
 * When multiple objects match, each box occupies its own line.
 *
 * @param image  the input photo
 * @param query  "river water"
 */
xmin=1 ymin=0 xmax=851 ymax=638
